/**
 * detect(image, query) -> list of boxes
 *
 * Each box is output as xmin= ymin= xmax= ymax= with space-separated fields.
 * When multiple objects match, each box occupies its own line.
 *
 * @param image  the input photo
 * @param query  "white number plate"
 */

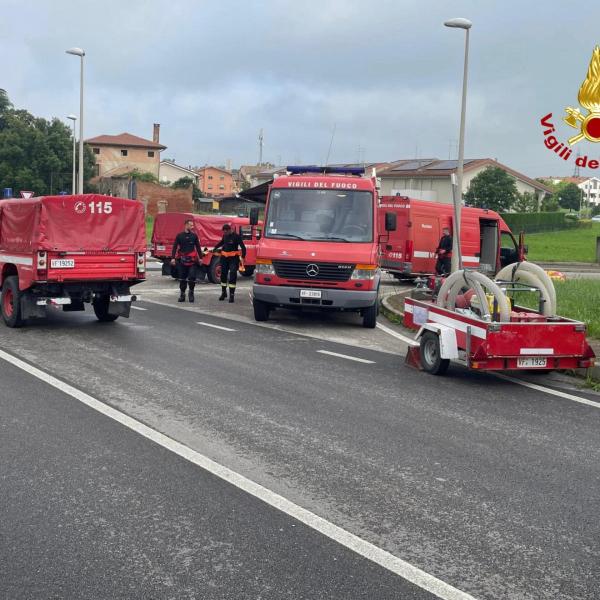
xmin=517 ymin=357 xmax=547 ymax=368
xmin=156 ymin=245 xmax=166 ymax=251
xmin=50 ymin=259 xmax=75 ymax=269
xmin=300 ymin=289 xmax=322 ymax=299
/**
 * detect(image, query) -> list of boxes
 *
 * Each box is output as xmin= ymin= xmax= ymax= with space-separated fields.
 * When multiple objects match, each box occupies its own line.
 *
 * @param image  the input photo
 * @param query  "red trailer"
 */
xmin=151 ymin=213 xmax=261 ymax=283
xmin=403 ymin=271 xmax=595 ymax=375
xmin=0 ymin=194 xmax=146 ymax=327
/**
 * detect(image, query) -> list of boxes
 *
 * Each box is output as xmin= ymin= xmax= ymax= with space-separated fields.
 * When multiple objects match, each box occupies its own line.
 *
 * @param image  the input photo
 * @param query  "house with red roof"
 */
xmin=86 ymin=124 xmax=166 ymax=179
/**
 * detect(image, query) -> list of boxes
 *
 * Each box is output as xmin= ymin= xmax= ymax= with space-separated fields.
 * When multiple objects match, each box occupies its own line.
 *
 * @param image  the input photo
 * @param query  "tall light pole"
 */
xmin=67 ymin=114 xmax=77 ymax=194
xmin=444 ymin=17 xmax=472 ymax=272
xmin=66 ymin=47 xmax=85 ymax=194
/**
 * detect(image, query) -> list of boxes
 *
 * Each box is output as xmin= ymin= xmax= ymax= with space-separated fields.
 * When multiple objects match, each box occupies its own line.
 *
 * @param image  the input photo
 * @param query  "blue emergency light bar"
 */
xmin=286 ymin=165 xmax=365 ymax=176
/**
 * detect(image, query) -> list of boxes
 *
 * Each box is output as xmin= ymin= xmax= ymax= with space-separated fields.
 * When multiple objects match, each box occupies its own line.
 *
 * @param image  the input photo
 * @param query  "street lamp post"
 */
xmin=444 ymin=17 xmax=472 ymax=272
xmin=66 ymin=47 xmax=85 ymax=195
xmin=67 ymin=114 xmax=77 ymax=194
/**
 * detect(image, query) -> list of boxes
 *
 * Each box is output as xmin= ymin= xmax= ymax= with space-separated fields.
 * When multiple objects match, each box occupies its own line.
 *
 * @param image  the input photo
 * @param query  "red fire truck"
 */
xmin=252 ymin=166 xmax=396 ymax=328
xmin=151 ymin=213 xmax=261 ymax=283
xmin=378 ymin=197 xmax=524 ymax=277
xmin=0 ymin=194 xmax=146 ymax=327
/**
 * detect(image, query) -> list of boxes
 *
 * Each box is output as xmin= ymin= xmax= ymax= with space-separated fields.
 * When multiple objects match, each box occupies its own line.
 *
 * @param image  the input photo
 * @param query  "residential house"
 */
xmin=546 ymin=176 xmax=600 ymax=206
xmin=86 ymin=124 xmax=166 ymax=178
xmin=196 ymin=166 xmax=235 ymax=197
xmin=159 ymin=160 xmax=199 ymax=186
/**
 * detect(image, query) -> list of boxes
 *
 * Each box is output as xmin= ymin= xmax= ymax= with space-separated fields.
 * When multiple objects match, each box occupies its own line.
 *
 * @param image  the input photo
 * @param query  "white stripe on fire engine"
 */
xmin=0 ymin=254 xmax=34 ymax=266
xmin=404 ymin=302 xmax=487 ymax=339
xmin=520 ymin=348 xmax=554 ymax=355
xmin=462 ymin=256 xmax=480 ymax=263
xmin=413 ymin=251 xmax=434 ymax=258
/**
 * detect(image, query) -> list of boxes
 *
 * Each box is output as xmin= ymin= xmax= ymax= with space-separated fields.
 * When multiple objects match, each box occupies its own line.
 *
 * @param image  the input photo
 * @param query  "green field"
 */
xmin=146 ymin=215 xmax=153 ymax=242
xmin=525 ymin=223 xmax=600 ymax=263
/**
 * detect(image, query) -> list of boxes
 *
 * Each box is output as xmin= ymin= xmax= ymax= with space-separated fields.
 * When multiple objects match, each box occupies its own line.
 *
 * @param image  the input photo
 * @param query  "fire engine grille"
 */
xmin=272 ymin=260 xmax=354 ymax=282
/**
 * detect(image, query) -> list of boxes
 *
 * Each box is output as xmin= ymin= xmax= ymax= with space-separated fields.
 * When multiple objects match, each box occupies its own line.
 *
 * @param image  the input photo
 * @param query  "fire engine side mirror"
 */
xmin=385 ymin=212 xmax=397 ymax=232
xmin=249 ymin=207 xmax=259 ymax=226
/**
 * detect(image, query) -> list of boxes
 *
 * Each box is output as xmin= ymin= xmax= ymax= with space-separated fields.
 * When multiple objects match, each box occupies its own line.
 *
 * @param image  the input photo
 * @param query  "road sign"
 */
xmin=20 ymin=191 xmax=34 ymax=198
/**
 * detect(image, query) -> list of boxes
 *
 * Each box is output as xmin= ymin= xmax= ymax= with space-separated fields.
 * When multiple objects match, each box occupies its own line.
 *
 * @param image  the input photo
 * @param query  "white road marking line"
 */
xmin=317 ymin=350 xmax=375 ymax=364
xmin=197 ymin=321 xmax=236 ymax=332
xmin=0 ymin=347 xmax=476 ymax=600
xmin=131 ymin=306 xmax=147 ymax=311
xmin=495 ymin=373 xmax=600 ymax=410
xmin=376 ymin=322 xmax=418 ymax=346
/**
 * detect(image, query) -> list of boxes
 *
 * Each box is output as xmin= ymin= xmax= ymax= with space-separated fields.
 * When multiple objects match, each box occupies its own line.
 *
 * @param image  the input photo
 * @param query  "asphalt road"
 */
xmin=1 ymin=271 xmax=599 ymax=599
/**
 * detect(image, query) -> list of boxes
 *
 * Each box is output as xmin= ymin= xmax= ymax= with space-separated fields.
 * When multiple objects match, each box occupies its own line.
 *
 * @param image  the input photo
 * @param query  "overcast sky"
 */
xmin=4 ymin=0 xmax=600 ymax=177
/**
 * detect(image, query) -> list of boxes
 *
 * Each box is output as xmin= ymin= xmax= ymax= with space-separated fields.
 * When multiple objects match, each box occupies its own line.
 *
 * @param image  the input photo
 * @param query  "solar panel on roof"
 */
xmin=426 ymin=159 xmax=477 ymax=170
xmin=391 ymin=160 xmax=436 ymax=171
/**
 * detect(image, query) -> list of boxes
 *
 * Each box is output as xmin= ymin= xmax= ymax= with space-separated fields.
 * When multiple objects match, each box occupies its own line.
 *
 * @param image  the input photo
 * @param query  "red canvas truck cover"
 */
xmin=0 ymin=194 xmax=146 ymax=252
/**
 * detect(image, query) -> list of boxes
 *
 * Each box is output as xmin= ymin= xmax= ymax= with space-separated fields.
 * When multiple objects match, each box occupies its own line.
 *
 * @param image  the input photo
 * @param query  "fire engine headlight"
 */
xmin=350 ymin=265 xmax=378 ymax=280
xmin=256 ymin=262 xmax=275 ymax=275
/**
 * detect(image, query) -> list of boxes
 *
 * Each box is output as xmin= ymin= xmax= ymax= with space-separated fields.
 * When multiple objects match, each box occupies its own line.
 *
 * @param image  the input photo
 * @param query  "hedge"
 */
xmin=498 ymin=212 xmax=591 ymax=233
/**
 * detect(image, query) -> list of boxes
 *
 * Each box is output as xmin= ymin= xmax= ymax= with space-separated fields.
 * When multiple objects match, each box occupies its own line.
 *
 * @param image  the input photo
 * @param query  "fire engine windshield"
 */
xmin=265 ymin=189 xmax=373 ymax=242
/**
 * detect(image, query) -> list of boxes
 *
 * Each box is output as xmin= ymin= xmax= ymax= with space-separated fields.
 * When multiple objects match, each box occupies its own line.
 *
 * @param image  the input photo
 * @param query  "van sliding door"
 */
xmin=479 ymin=219 xmax=498 ymax=274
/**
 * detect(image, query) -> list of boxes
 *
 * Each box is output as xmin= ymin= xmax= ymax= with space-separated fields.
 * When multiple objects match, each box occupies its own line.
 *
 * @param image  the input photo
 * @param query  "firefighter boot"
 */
xmin=228 ymin=288 xmax=235 ymax=303
xmin=219 ymin=286 xmax=227 ymax=301
xmin=188 ymin=290 xmax=195 ymax=303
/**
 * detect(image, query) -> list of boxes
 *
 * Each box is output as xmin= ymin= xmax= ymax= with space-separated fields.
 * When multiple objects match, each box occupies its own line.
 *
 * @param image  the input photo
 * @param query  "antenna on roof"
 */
xmin=574 ymin=150 xmax=581 ymax=177
xmin=258 ymin=129 xmax=264 ymax=166
xmin=324 ymin=123 xmax=336 ymax=166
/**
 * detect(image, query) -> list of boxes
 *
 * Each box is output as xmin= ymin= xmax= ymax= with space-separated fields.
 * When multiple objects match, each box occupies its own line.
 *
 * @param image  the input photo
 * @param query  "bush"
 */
xmin=500 ymin=212 xmax=568 ymax=233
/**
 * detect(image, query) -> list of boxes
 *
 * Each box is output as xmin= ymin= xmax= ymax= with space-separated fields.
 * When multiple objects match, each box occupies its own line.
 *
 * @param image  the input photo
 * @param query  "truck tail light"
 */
xmin=137 ymin=252 xmax=146 ymax=273
xmin=404 ymin=240 xmax=413 ymax=262
xmin=37 ymin=251 xmax=47 ymax=275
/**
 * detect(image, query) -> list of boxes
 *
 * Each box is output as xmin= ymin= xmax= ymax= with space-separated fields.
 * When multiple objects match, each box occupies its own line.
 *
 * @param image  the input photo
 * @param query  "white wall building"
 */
xmin=159 ymin=160 xmax=199 ymax=186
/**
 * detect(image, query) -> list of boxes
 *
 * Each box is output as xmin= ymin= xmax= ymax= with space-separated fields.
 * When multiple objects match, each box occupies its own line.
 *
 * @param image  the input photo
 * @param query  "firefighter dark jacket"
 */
xmin=213 ymin=232 xmax=247 ymax=258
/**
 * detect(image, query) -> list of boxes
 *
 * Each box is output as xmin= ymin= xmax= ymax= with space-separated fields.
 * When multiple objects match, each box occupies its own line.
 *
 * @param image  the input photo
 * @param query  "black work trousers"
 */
xmin=435 ymin=257 xmax=451 ymax=276
xmin=177 ymin=261 xmax=198 ymax=293
xmin=220 ymin=255 xmax=239 ymax=288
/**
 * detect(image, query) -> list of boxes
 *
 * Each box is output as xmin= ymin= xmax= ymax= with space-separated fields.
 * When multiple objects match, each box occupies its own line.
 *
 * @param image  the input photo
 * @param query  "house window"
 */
xmin=148 ymin=151 xmax=154 ymax=158
xmin=93 ymin=147 xmax=100 ymax=155
xmin=208 ymin=175 xmax=213 ymax=180
xmin=220 ymin=175 xmax=224 ymax=180
xmin=219 ymin=185 xmax=225 ymax=190
xmin=121 ymin=149 xmax=128 ymax=157
xmin=94 ymin=164 xmax=100 ymax=176
xmin=208 ymin=185 xmax=213 ymax=190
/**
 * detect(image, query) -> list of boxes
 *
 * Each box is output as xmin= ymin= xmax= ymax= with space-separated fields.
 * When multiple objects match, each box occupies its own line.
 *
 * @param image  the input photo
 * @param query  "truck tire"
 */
xmin=362 ymin=301 xmax=377 ymax=328
xmin=253 ymin=298 xmax=270 ymax=322
xmin=93 ymin=296 xmax=119 ymax=322
xmin=208 ymin=256 xmax=221 ymax=284
xmin=241 ymin=266 xmax=255 ymax=277
xmin=419 ymin=331 xmax=449 ymax=375
xmin=1 ymin=276 xmax=24 ymax=328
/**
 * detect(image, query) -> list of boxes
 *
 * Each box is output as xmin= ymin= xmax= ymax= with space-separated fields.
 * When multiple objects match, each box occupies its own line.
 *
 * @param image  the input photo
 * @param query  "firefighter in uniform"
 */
xmin=435 ymin=227 xmax=453 ymax=276
xmin=213 ymin=223 xmax=246 ymax=303
xmin=171 ymin=219 xmax=203 ymax=303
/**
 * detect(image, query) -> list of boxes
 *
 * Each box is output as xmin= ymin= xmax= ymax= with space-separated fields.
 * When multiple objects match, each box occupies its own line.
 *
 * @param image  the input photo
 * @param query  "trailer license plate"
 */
xmin=300 ymin=289 xmax=322 ymax=299
xmin=50 ymin=259 xmax=75 ymax=269
xmin=517 ymin=357 xmax=547 ymax=368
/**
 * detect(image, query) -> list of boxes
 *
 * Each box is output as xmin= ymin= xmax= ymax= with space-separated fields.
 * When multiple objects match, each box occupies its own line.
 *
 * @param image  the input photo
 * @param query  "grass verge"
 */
xmin=525 ymin=223 xmax=600 ymax=263
xmin=146 ymin=215 xmax=153 ymax=243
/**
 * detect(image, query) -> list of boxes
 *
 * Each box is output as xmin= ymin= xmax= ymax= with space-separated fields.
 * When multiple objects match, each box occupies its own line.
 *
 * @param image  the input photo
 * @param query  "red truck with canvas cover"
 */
xmin=378 ymin=197 xmax=524 ymax=277
xmin=0 ymin=194 xmax=146 ymax=327
xmin=151 ymin=213 xmax=261 ymax=283
xmin=252 ymin=166 xmax=396 ymax=328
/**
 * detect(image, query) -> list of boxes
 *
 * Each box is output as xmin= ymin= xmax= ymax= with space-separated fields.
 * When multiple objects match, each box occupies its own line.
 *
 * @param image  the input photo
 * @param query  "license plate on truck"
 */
xmin=50 ymin=259 xmax=75 ymax=268
xmin=300 ymin=289 xmax=322 ymax=299
xmin=517 ymin=357 xmax=547 ymax=368
xmin=156 ymin=245 xmax=166 ymax=251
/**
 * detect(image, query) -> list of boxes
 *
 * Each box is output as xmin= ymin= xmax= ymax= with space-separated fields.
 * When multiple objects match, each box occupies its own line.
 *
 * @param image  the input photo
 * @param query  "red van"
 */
xmin=151 ymin=213 xmax=261 ymax=282
xmin=378 ymin=196 xmax=524 ymax=277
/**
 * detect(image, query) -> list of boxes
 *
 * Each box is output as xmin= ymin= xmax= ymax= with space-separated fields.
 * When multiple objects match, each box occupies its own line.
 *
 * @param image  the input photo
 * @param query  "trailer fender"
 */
xmin=416 ymin=324 xmax=459 ymax=359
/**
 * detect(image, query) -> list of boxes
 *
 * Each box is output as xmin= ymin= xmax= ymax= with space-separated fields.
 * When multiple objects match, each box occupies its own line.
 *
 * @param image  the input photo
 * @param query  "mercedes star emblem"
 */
xmin=306 ymin=263 xmax=319 ymax=277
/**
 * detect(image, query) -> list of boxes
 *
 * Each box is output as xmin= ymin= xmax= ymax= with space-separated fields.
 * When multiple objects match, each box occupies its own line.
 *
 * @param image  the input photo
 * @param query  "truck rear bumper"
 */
xmin=253 ymin=284 xmax=377 ymax=310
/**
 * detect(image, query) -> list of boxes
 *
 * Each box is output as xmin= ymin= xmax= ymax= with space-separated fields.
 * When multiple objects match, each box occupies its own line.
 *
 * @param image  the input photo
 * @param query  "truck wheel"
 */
xmin=93 ymin=296 xmax=119 ymax=322
xmin=419 ymin=331 xmax=449 ymax=375
xmin=1 ymin=276 xmax=24 ymax=328
xmin=241 ymin=266 xmax=255 ymax=277
xmin=253 ymin=298 xmax=270 ymax=322
xmin=208 ymin=256 xmax=222 ymax=284
xmin=362 ymin=302 xmax=377 ymax=328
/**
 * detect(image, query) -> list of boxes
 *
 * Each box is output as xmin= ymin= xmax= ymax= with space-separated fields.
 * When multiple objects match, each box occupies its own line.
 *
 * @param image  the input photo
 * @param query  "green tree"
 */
xmin=541 ymin=194 xmax=560 ymax=212
xmin=513 ymin=191 xmax=538 ymax=213
xmin=464 ymin=166 xmax=519 ymax=212
xmin=554 ymin=181 xmax=581 ymax=211
xmin=0 ymin=90 xmax=95 ymax=195
xmin=171 ymin=176 xmax=194 ymax=188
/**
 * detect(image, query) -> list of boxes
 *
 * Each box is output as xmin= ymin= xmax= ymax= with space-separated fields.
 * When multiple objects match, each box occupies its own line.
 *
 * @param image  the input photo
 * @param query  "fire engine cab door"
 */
xmin=413 ymin=216 xmax=438 ymax=273
xmin=479 ymin=219 xmax=499 ymax=274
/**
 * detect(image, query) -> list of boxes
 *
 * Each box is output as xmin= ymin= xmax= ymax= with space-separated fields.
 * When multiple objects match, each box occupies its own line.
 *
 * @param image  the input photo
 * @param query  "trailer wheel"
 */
xmin=253 ymin=298 xmax=270 ymax=322
xmin=93 ymin=296 xmax=119 ymax=322
xmin=1 ymin=276 xmax=24 ymax=328
xmin=362 ymin=301 xmax=377 ymax=328
xmin=419 ymin=331 xmax=449 ymax=375
xmin=208 ymin=256 xmax=221 ymax=284
xmin=241 ymin=266 xmax=255 ymax=277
